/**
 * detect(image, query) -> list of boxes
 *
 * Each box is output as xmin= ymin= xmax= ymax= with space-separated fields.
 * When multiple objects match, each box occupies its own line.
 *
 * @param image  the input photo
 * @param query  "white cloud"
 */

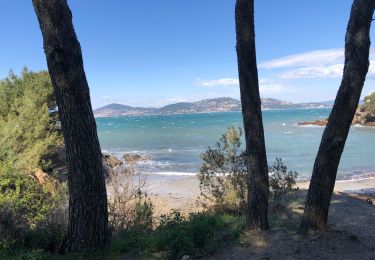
xmin=259 ymin=48 xmax=344 ymax=69
xmin=278 ymin=60 xmax=375 ymax=79
xmin=279 ymin=64 xmax=344 ymax=79
xmin=196 ymin=78 xmax=239 ymax=87
xmin=196 ymin=77 xmax=273 ymax=87
xmin=258 ymin=48 xmax=375 ymax=79
xmin=196 ymin=77 xmax=284 ymax=92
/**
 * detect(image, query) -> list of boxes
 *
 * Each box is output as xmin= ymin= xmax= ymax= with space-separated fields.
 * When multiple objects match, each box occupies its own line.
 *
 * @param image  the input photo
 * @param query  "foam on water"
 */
xmin=298 ymin=124 xmax=325 ymax=128
xmin=97 ymin=109 xmax=375 ymax=181
xmin=145 ymin=171 xmax=197 ymax=176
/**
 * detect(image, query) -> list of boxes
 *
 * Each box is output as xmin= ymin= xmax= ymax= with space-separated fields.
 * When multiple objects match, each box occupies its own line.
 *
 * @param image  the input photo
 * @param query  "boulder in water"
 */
xmin=123 ymin=153 xmax=143 ymax=164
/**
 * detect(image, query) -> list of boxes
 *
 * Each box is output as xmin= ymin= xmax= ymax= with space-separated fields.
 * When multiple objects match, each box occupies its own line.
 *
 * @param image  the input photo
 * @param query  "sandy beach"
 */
xmin=147 ymin=175 xmax=375 ymax=214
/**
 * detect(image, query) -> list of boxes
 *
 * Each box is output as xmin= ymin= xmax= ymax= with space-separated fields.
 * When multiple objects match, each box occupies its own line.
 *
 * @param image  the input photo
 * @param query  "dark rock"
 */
xmin=103 ymin=154 xmax=123 ymax=178
xmin=298 ymin=119 xmax=328 ymax=126
xmin=103 ymin=154 xmax=122 ymax=168
xmin=45 ymin=146 xmax=124 ymax=180
xmin=123 ymin=153 xmax=147 ymax=164
xmin=299 ymin=107 xmax=375 ymax=127
xmin=353 ymin=108 xmax=375 ymax=126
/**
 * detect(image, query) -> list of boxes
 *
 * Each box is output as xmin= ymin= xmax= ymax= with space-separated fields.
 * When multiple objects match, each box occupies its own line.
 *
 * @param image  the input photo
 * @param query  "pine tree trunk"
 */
xmin=235 ymin=0 xmax=269 ymax=230
xmin=299 ymin=0 xmax=375 ymax=233
xmin=32 ymin=0 xmax=109 ymax=252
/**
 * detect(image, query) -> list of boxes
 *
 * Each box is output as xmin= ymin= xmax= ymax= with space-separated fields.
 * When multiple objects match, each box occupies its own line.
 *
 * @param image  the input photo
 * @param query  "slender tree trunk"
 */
xmin=32 ymin=0 xmax=109 ymax=252
xmin=299 ymin=0 xmax=375 ymax=233
xmin=235 ymin=0 xmax=269 ymax=230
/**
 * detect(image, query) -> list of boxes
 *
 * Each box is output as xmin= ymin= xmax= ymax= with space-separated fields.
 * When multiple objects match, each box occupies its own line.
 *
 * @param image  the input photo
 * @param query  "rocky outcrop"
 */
xmin=45 ymin=146 xmax=126 ymax=181
xmin=298 ymin=119 xmax=328 ymax=127
xmin=352 ymin=107 xmax=375 ymax=126
xmin=298 ymin=107 xmax=375 ymax=127
xmin=102 ymin=154 xmax=123 ymax=178
xmin=123 ymin=154 xmax=143 ymax=163
xmin=123 ymin=153 xmax=150 ymax=164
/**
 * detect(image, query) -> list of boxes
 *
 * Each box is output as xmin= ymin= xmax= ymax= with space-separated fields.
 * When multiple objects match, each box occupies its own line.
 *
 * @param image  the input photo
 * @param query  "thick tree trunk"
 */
xmin=32 ymin=0 xmax=109 ymax=252
xmin=299 ymin=0 xmax=375 ymax=233
xmin=235 ymin=0 xmax=269 ymax=230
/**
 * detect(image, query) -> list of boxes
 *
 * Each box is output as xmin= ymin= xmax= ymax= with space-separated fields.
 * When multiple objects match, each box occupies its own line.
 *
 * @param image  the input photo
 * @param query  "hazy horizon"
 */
xmin=95 ymin=96 xmax=335 ymax=110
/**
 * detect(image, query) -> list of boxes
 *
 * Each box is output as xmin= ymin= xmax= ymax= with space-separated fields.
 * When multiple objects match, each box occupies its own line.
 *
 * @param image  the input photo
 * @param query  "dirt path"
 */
xmin=214 ymin=191 xmax=375 ymax=260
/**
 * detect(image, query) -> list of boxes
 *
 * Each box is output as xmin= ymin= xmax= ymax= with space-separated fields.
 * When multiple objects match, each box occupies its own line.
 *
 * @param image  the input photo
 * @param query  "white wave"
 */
xmin=336 ymin=171 xmax=375 ymax=182
xmin=146 ymin=171 xmax=197 ymax=176
xmin=298 ymin=124 xmax=325 ymax=128
xmin=351 ymin=124 xmax=374 ymax=128
xmin=336 ymin=176 xmax=375 ymax=183
xmin=137 ymin=160 xmax=170 ymax=167
xmin=283 ymin=131 xmax=295 ymax=134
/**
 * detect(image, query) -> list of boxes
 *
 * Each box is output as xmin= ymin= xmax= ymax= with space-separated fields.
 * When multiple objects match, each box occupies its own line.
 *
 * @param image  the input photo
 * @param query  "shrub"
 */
xmin=107 ymin=163 xmax=153 ymax=235
xmin=0 ymin=69 xmax=67 ymax=257
xmin=110 ymin=210 xmax=245 ymax=259
xmin=362 ymin=92 xmax=375 ymax=114
xmin=198 ymin=127 xmax=247 ymax=214
xmin=199 ymin=127 xmax=298 ymax=214
xmin=269 ymin=158 xmax=298 ymax=198
xmin=0 ymin=69 xmax=62 ymax=174
xmin=0 ymin=172 xmax=67 ymax=255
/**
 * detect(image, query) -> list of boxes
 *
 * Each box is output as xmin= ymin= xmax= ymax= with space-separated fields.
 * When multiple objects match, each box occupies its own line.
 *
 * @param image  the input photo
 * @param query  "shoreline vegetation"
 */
xmin=1 ymin=69 xmax=375 ymax=259
xmin=49 ymin=143 xmax=375 ymax=208
xmin=46 ymin=145 xmax=375 ymax=216
xmin=2 ymin=0 xmax=375 ymax=258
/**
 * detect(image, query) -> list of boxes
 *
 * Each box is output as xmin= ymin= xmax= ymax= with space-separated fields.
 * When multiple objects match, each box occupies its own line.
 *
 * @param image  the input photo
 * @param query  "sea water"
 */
xmin=96 ymin=108 xmax=375 ymax=180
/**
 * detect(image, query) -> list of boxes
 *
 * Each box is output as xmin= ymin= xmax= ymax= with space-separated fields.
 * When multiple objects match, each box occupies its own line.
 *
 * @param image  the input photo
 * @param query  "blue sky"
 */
xmin=0 ymin=0 xmax=374 ymax=108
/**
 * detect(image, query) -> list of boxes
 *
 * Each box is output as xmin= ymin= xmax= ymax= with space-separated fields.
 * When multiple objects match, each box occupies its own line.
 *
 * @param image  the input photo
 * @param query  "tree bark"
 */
xmin=235 ymin=0 xmax=269 ymax=230
xmin=299 ymin=0 xmax=375 ymax=233
xmin=32 ymin=0 xmax=109 ymax=252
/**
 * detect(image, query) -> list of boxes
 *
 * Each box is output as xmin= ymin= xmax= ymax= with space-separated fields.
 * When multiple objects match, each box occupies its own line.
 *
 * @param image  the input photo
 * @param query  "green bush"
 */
xmin=0 ymin=172 xmax=67 ymax=255
xmin=110 ymin=211 xmax=245 ymax=259
xmin=0 ymin=69 xmax=67 ymax=257
xmin=0 ymin=68 xmax=62 ymax=174
xmin=269 ymin=158 xmax=298 ymax=198
xmin=199 ymin=127 xmax=298 ymax=214
xmin=362 ymin=92 xmax=375 ymax=114
xmin=198 ymin=127 xmax=247 ymax=214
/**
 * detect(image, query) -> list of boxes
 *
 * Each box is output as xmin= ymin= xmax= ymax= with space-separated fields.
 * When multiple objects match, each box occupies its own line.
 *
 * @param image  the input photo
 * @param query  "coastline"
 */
xmin=146 ymin=175 xmax=375 ymax=215
xmin=94 ymin=107 xmax=331 ymax=118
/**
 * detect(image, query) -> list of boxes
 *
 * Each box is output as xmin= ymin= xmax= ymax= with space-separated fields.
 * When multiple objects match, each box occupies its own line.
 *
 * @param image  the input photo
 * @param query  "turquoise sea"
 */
xmin=96 ymin=108 xmax=375 ymax=181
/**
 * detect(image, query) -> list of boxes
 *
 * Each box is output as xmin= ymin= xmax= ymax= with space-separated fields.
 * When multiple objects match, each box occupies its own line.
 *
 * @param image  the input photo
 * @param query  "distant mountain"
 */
xmin=154 ymin=97 xmax=241 ymax=115
xmin=94 ymin=103 xmax=152 ymax=117
xmin=156 ymin=102 xmax=196 ymax=114
xmin=94 ymin=97 xmax=332 ymax=117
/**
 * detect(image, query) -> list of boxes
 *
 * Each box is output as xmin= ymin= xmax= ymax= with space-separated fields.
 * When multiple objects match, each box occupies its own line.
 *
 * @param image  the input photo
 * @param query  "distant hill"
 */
xmin=94 ymin=103 xmax=152 ymax=117
xmin=94 ymin=97 xmax=332 ymax=117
